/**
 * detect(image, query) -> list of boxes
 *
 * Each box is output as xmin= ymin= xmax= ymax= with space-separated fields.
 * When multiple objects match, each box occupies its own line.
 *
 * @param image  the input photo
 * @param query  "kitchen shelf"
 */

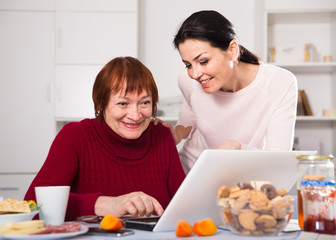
xmin=264 ymin=3 xmax=336 ymax=155
xmin=296 ymin=116 xmax=336 ymax=121
xmin=270 ymin=62 xmax=336 ymax=73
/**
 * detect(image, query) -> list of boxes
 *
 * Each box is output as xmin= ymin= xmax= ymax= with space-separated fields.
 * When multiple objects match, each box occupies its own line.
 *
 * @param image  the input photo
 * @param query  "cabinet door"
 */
xmin=0 ymin=11 xmax=55 ymax=172
xmin=0 ymin=174 xmax=36 ymax=200
xmin=55 ymin=65 xmax=101 ymax=120
xmin=55 ymin=11 xmax=138 ymax=65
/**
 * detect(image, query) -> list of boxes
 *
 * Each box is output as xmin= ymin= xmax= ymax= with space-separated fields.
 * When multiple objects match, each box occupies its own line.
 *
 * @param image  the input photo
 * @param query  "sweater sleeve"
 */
xmin=24 ymin=122 xmax=102 ymax=220
xmin=264 ymin=76 xmax=297 ymax=150
xmin=176 ymin=70 xmax=197 ymax=130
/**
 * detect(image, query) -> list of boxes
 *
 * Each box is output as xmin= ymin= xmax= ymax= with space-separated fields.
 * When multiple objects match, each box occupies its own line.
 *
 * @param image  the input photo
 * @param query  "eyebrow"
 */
xmin=118 ymin=94 xmax=152 ymax=100
xmin=182 ymin=53 xmax=205 ymax=64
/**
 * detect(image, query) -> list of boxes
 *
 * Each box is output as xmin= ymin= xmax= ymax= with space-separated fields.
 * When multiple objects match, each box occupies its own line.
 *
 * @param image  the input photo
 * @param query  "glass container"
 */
xmin=301 ymin=180 xmax=336 ymax=235
xmin=296 ymin=155 xmax=334 ymax=229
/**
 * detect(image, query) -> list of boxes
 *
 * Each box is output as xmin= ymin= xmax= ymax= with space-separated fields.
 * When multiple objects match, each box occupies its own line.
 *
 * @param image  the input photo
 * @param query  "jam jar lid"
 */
xmin=296 ymin=154 xmax=334 ymax=160
xmin=301 ymin=180 xmax=335 ymax=186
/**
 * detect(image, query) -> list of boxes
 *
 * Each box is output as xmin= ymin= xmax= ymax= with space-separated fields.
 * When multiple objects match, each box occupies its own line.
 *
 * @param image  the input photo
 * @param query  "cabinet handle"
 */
xmin=0 ymin=187 xmax=19 ymax=191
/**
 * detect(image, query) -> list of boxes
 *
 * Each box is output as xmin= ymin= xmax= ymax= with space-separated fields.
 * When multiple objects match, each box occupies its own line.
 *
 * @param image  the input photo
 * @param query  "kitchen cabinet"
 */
xmin=0 ymin=2 xmax=55 ymax=199
xmin=262 ymin=1 xmax=336 ymax=155
xmin=0 ymin=9 xmax=55 ymax=172
xmin=0 ymin=174 xmax=36 ymax=200
xmin=55 ymin=0 xmax=138 ymax=121
xmin=55 ymin=65 xmax=100 ymax=120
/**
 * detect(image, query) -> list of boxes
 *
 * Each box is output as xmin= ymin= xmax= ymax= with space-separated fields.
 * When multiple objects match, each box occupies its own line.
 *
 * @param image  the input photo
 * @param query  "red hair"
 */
xmin=92 ymin=57 xmax=158 ymax=121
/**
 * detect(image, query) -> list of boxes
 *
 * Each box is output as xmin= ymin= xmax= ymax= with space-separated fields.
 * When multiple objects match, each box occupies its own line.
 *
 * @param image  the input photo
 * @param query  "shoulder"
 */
xmin=149 ymin=122 xmax=174 ymax=143
xmin=150 ymin=122 xmax=170 ymax=135
xmin=257 ymin=64 xmax=297 ymax=100
xmin=178 ymin=69 xmax=189 ymax=82
xmin=58 ymin=118 xmax=96 ymax=139
xmin=262 ymin=63 xmax=297 ymax=83
xmin=177 ymin=69 xmax=202 ymax=101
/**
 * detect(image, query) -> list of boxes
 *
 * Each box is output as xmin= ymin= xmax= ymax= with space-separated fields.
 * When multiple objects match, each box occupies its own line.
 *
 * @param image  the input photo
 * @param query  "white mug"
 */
xmin=35 ymin=186 xmax=70 ymax=225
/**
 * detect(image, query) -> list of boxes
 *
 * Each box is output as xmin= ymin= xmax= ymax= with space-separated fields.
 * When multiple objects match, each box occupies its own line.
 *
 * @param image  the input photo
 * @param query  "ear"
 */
xmin=228 ymin=40 xmax=239 ymax=61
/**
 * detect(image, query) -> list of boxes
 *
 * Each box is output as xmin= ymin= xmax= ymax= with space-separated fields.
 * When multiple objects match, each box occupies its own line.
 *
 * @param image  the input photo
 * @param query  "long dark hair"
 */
xmin=174 ymin=10 xmax=259 ymax=65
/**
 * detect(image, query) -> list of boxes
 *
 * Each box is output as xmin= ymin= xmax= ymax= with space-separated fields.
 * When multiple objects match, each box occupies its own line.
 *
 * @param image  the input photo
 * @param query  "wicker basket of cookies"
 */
xmin=217 ymin=181 xmax=294 ymax=236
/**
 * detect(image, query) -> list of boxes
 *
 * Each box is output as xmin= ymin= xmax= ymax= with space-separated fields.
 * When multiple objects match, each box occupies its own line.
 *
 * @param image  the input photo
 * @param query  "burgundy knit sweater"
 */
xmin=24 ymin=119 xmax=185 ymax=220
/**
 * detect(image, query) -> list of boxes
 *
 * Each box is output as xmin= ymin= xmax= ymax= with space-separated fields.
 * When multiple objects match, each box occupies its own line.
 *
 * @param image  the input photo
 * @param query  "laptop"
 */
xmin=124 ymin=149 xmax=316 ymax=232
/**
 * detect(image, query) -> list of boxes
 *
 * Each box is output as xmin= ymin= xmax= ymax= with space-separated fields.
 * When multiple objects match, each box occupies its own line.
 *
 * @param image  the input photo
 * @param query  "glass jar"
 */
xmin=301 ymin=180 xmax=336 ymax=235
xmin=296 ymin=155 xmax=335 ymax=229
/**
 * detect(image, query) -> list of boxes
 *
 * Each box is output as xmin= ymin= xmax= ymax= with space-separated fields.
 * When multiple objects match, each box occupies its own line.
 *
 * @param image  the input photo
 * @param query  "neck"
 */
xmin=221 ymin=61 xmax=259 ymax=92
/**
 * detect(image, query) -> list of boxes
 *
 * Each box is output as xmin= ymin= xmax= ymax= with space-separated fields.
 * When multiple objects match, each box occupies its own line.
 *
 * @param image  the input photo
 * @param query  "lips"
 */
xmin=200 ymin=77 xmax=213 ymax=87
xmin=122 ymin=122 xmax=141 ymax=129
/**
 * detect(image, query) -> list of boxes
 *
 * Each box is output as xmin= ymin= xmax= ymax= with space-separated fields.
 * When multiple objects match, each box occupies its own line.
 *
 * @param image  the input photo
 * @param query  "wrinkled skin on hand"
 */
xmin=95 ymin=191 xmax=164 ymax=218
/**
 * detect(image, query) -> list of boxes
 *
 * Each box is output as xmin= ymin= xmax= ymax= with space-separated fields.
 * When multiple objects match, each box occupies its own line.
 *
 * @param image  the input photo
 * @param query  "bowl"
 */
xmin=218 ymin=196 xmax=294 ymax=236
xmin=0 ymin=210 xmax=39 ymax=224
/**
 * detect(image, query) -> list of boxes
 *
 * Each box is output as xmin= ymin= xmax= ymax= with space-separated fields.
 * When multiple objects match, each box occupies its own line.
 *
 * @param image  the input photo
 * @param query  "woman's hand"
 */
xmin=153 ymin=118 xmax=192 ymax=145
xmin=216 ymin=140 xmax=241 ymax=150
xmin=94 ymin=192 xmax=164 ymax=218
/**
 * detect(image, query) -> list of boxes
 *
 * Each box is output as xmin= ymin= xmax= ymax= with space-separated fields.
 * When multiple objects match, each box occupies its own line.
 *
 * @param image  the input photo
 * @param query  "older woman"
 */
xmin=25 ymin=57 xmax=185 ymax=220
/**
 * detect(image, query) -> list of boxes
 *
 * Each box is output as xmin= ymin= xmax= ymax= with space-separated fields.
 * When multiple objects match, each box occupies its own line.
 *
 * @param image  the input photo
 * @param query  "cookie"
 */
xmin=237 ymin=182 xmax=254 ymax=190
xmin=217 ymin=185 xmax=230 ymax=199
xmin=249 ymin=190 xmax=269 ymax=210
xmin=272 ymin=198 xmax=289 ymax=219
xmin=255 ymin=214 xmax=277 ymax=228
xmin=277 ymin=188 xmax=288 ymax=197
xmin=238 ymin=210 xmax=259 ymax=231
xmin=260 ymin=184 xmax=278 ymax=200
xmin=229 ymin=189 xmax=250 ymax=199
xmin=233 ymin=193 xmax=249 ymax=209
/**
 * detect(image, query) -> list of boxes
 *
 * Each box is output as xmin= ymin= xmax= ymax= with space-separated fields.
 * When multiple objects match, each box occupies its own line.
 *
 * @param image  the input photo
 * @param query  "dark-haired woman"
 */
xmin=25 ymin=57 xmax=185 ymax=220
xmin=161 ymin=10 xmax=297 ymax=173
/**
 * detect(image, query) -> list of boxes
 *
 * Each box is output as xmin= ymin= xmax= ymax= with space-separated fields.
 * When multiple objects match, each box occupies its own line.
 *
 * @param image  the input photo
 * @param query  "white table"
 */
xmin=72 ymin=228 xmax=300 ymax=240
xmin=69 ymin=220 xmax=335 ymax=240
xmin=70 ymin=229 xmax=336 ymax=240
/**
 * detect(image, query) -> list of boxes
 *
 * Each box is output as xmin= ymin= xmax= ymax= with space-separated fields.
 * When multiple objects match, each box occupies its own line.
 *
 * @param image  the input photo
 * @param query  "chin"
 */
xmin=122 ymin=133 xmax=142 ymax=140
xmin=121 ymin=129 xmax=146 ymax=140
xmin=203 ymin=88 xmax=215 ymax=94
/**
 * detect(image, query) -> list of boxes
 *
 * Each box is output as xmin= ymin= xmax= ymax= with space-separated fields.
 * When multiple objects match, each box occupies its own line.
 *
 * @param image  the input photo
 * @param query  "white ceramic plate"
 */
xmin=0 ymin=211 xmax=39 ymax=224
xmin=2 ymin=224 xmax=88 ymax=240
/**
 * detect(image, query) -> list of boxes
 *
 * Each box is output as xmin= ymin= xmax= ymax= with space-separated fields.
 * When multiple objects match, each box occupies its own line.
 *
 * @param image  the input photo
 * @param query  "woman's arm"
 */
xmin=157 ymin=120 xmax=192 ymax=145
xmin=264 ymin=77 xmax=297 ymax=150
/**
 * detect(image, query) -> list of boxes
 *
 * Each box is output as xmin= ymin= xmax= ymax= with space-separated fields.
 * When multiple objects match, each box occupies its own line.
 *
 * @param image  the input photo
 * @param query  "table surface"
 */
xmin=1 ymin=219 xmax=334 ymax=240
xmin=67 ymin=220 xmax=335 ymax=240
xmin=70 ymin=229 xmax=336 ymax=240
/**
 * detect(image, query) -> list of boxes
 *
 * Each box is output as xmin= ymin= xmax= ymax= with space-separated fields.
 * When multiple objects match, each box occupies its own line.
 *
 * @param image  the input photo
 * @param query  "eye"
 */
xmin=142 ymin=100 xmax=151 ymax=105
xmin=185 ymin=63 xmax=192 ymax=69
xmin=200 ymin=59 xmax=208 ymax=65
xmin=117 ymin=102 xmax=128 ymax=106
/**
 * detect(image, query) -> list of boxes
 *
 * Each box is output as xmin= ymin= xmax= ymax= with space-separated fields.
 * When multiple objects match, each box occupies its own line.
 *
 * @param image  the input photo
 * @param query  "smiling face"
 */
xmin=178 ymin=39 xmax=238 ymax=93
xmin=104 ymin=87 xmax=153 ymax=140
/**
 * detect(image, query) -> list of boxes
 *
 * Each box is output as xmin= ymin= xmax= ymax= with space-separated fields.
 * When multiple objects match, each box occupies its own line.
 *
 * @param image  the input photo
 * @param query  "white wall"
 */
xmin=138 ymin=0 xmax=259 ymax=99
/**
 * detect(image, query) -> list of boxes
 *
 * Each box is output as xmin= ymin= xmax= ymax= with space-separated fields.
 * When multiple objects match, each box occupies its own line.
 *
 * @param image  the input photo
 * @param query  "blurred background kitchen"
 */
xmin=1 ymin=0 xmax=335 ymax=199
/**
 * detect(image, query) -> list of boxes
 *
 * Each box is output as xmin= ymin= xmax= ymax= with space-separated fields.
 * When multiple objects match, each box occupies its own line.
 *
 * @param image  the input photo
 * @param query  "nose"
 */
xmin=189 ymin=65 xmax=202 ymax=80
xmin=127 ymin=105 xmax=141 ymax=121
